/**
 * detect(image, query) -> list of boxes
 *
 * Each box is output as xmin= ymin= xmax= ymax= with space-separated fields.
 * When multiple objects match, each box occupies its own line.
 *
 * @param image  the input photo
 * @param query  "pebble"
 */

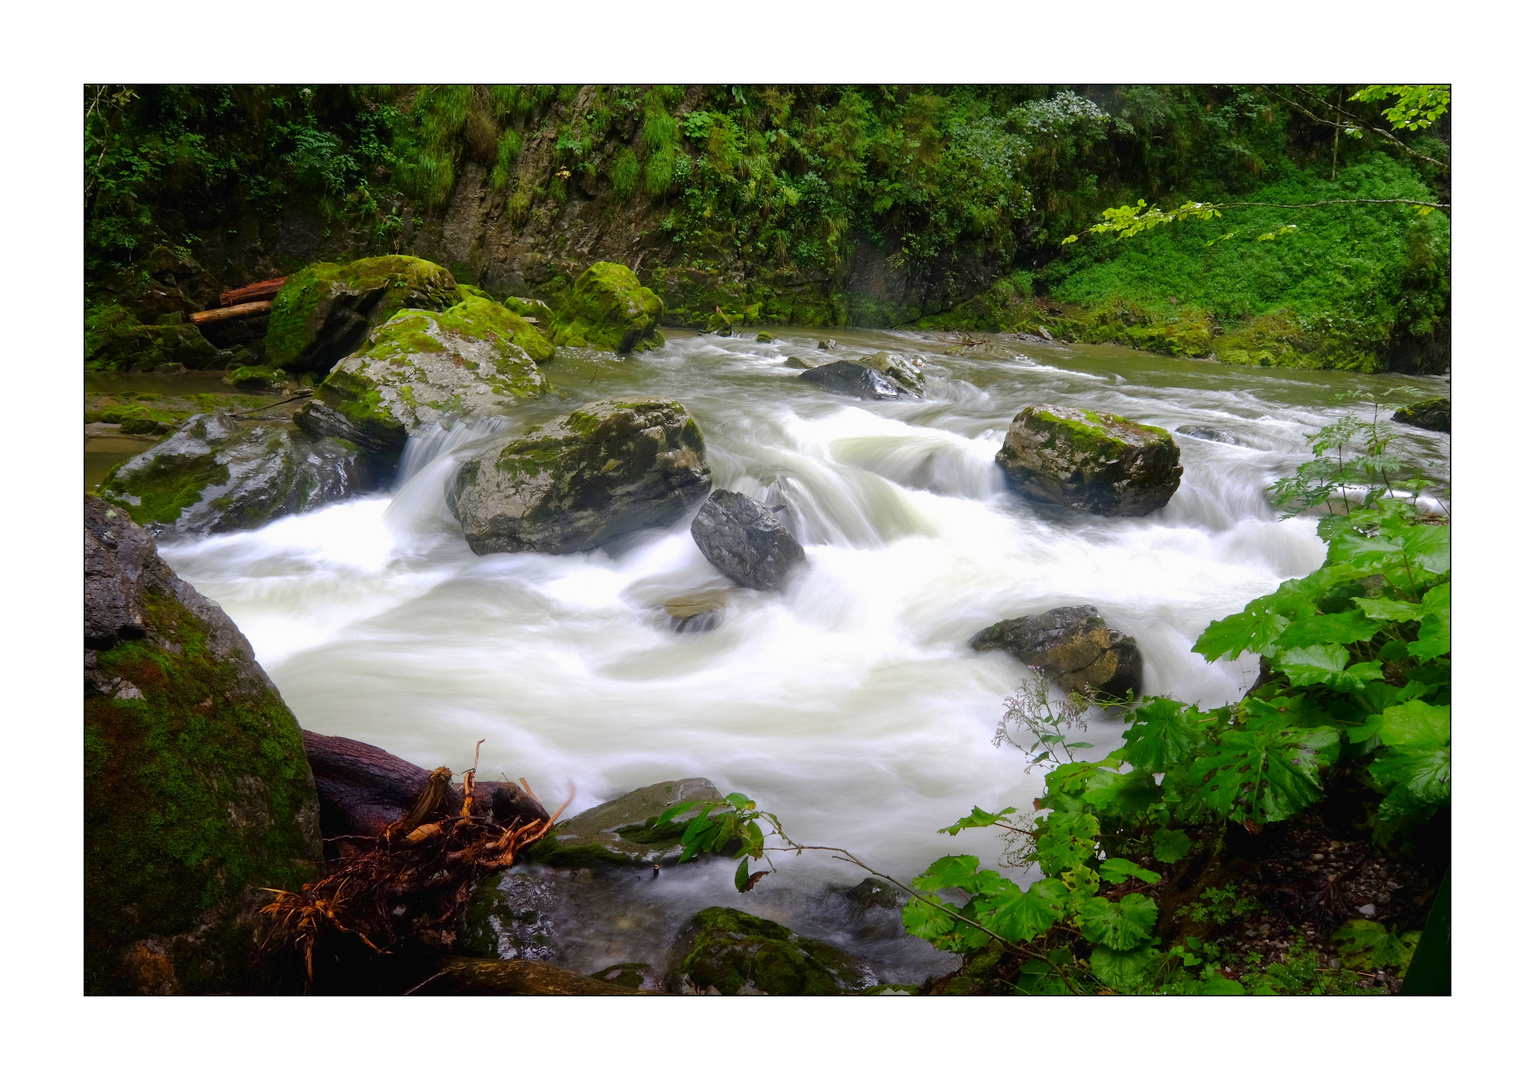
xmin=1357 ymin=903 xmax=1376 ymax=917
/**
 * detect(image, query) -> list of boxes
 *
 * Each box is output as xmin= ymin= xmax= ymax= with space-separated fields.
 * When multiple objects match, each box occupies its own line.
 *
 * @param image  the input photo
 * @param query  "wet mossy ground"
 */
xmin=666 ymin=907 xmax=871 ymax=995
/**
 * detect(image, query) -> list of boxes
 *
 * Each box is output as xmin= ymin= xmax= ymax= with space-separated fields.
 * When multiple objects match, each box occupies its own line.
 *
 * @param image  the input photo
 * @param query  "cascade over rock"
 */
xmin=972 ymin=604 xmax=1143 ymax=699
xmin=550 ymin=262 xmax=665 ymax=353
xmin=995 ymin=405 xmax=1182 ymax=516
xmin=664 ymin=907 xmax=874 ymax=995
xmin=447 ymin=399 xmax=711 ymax=555
xmin=293 ymin=297 xmax=550 ymax=477
xmin=99 ymin=411 xmax=368 ymax=538
xmin=84 ymin=495 xmax=323 ymax=994
xmin=264 ymin=255 xmax=461 ymax=373
xmin=525 ymin=777 xmax=724 ymax=868
xmin=690 ymin=489 xmax=805 ymax=591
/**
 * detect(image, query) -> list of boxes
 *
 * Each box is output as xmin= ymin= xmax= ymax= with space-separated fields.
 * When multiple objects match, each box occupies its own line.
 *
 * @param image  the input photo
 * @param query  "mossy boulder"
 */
xmin=504 ymin=295 xmax=555 ymax=327
xmin=99 ymin=412 xmax=370 ymax=539
xmin=85 ymin=301 xmax=225 ymax=372
xmin=664 ymin=907 xmax=873 ymax=995
xmin=1392 ymin=397 xmax=1450 ymax=433
xmin=447 ymin=399 xmax=711 ymax=555
xmin=222 ymin=365 xmax=287 ymax=391
xmin=524 ymin=778 xmax=723 ymax=868
xmin=995 ymin=405 xmax=1182 ymax=516
xmin=972 ymin=604 xmax=1143 ymax=700
xmin=1211 ymin=311 xmax=1380 ymax=373
xmin=690 ymin=489 xmax=805 ymax=591
xmin=293 ymin=298 xmax=550 ymax=477
xmin=85 ymin=495 xmax=323 ymax=993
xmin=264 ymin=255 xmax=460 ymax=374
xmin=550 ymin=262 xmax=665 ymax=353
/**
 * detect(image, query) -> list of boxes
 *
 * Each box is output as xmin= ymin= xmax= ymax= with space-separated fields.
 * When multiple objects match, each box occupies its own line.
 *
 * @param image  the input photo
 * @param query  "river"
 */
xmin=152 ymin=328 xmax=1450 ymax=985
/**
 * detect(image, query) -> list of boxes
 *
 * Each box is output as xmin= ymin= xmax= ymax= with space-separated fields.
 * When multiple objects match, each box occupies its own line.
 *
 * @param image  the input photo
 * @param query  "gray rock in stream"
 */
xmin=690 ymin=490 xmax=805 ymax=591
xmin=972 ymin=604 xmax=1143 ymax=700
xmin=798 ymin=360 xmax=913 ymax=401
xmin=524 ymin=778 xmax=725 ymax=868
xmin=996 ymin=406 xmax=1182 ymax=517
xmin=99 ymin=411 xmax=370 ymax=539
xmin=447 ymin=399 xmax=711 ymax=555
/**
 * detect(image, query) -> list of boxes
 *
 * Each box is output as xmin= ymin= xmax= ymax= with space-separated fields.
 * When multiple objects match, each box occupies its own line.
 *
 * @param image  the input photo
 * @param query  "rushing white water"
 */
xmin=158 ymin=328 xmax=1449 ymax=981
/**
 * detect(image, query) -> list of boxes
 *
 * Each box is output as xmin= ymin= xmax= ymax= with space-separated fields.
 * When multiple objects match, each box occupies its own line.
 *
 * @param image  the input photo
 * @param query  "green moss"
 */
xmin=86 ymin=591 xmax=318 ymax=976
xmin=670 ymin=907 xmax=867 ymax=995
xmin=434 ymin=296 xmax=553 ymax=366
xmin=84 ymin=300 xmax=222 ymax=372
xmin=551 ymin=262 xmax=665 ymax=352
xmin=102 ymin=451 xmax=231 ymax=526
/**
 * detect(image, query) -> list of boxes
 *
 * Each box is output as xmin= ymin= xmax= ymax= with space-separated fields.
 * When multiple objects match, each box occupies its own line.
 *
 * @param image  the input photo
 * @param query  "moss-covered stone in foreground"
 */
xmin=85 ymin=496 xmax=322 ymax=993
xmin=664 ymin=907 xmax=873 ymax=995
xmin=550 ymin=261 xmax=665 ymax=353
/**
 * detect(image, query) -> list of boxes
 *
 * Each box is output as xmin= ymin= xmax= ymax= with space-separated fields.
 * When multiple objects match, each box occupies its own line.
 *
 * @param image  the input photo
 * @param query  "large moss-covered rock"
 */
xmin=293 ymin=298 xmax=550 ymax=476
xmin=690 ymin=489 xmax=805 ymax=591
xmin=664 ymin=907 xmax=874 ymax=995
xmin=855 ymin=351 xmax=924 ymax=396
xmin=1392 ymin=397 xmax=1450 ymax=433
xmin=85 ymin=301 xmax=225 ymax=371
xmin=995 ymin=406 xmax=1182 ymax=516
xmin=550 ymin=262 xmax=665 ymax=353
xmin=85 ymin=496 xmax=323 ymax=993
xmin=972 ymin=604 xmax=1143 ymax=700
xmin=447 ymin=399 xmax=711 ymax=555
xmin=99 ymin=412 xmax=369 ymax=539
xmin=264 ymin=255 xmax=460 ymax=373
xmin=524 ymin=778 xmax=723 ymax=868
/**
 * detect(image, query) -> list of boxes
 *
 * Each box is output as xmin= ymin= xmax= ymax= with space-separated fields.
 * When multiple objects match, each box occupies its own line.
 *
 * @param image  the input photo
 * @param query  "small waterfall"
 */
xmin=386 ymin=417 xmax=512 ymax=537
xmin=396 ymin=416 xmax=511 ymax=484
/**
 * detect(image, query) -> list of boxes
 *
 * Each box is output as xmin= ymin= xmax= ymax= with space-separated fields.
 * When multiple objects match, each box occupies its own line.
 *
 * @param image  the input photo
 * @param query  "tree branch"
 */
xmin=1265 ymin=85 xmax=1447 ymax=172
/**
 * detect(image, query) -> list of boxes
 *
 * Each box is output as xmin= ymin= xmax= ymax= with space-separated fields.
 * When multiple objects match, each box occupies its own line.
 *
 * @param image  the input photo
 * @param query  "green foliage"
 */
xmin=1350 ymin=85 xmax=1450 ymax=132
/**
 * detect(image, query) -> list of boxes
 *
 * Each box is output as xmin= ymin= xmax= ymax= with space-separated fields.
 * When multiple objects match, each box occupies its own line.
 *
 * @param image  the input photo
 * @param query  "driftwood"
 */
xmin=219 ymin=277 xmax=287 ymax=306
xmin=302 ymin=730 xmax=548 ymax=856
xmin=418 ymin=957 xmax=654 ymax=996
xmin=190 ymin=300 xmax=272 ymax=325
xmin=265 ymin=733 xmax=564 ymax=988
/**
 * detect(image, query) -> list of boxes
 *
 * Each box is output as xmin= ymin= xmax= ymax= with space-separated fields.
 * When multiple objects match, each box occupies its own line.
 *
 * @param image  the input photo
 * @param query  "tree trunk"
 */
xmin=219 ymin=277 xmax=287 ymax=306
xmin=301 ymin=730 xmax=548 ymax=855
xmin=189 ymin=300 xmax=271 ymax=324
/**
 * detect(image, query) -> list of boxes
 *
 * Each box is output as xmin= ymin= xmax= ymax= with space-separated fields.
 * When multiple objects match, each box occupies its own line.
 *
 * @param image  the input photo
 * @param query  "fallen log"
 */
xmin=190 ymin=300 xmax=271 ymax=325
xmin=419 ymin=957 xmax=655 ymax=995
xmin=220 ymin=277 xmax=287 ymax=306
xmin=302 ymin=729 xmax=548 ymax=853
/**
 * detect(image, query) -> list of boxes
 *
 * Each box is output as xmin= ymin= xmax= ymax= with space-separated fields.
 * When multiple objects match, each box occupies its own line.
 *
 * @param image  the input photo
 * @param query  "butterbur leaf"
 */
xmin=1196 ymin=975 xmax=1246 ymax=994
xmin=1082 ymin=769 xmax=1161 ymax=817
xmin=980 ymin=878 xmax=1068 ymax=943
xmin=1377 ymin=700 xmax=1450 ymax=747
xmin=1152 ymin=827 xmax=1192 ymax=864
xmin=1089 ymin=945 xmax=1160 ymax=993
xmin=1275 ymin=609 xmax=1381 ymax=649
xmin=1333 ymin=920 xmax=1419 ymax=969
xmin=1099 ymin=858 xmax=1162 ymax=885
xmin=901 ymin=895 xmax=958 ymax=944
xmin=1353 ymin=596 xmax=1420 ymax=621
xmin=1122 ymin=697 xmax=1205 ymax=772
xmin=938 ymin=806 xmax=1017 ymax=835
xmin=1076 ymin=894 xmax=1158 ymax=950
xmin=1192 ymin=726 xmax=1339 ymax=824
xmin=1195 ymin=609 xmax=1291 ymax=661
xmin=1014 ymin=958 xmax=1071 ymax=995
xmin=1398 ymin=523 xmax=1450 ymax=575
xmin=912 ymin=855 xmax=982 ymax=892
xmin=1276 ymin=646 xmax=1384 ymax=691
xmin=1372 ymin=744 xmax=1450 ymax=833
xmin=1034 ymin=810 xmax=1100 ymax=875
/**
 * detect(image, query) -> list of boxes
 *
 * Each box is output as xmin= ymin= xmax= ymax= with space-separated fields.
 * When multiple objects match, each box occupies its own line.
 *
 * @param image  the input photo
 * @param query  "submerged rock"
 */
xmin=1175 ymin=424 xmax=1241 ymax=445
xmin=1392 ymin=397 xmax=1450 ymax=433
xmin=264 ymin=255 xmax=461 ymax=374
xmin=690 ymin=489 xmax=805 ymax=591
xmin=85 ymin=495 xmax=323 ymax=993
xmin=799 ymin=359 xmax=913 ymax=401
xmin=995 ymin=406 xmax=1182 ymax=516
xmin=782 ymin=356 xmax=818 ymax=369
xmin=663 ymin=590 xmax=730 ymax=632
xmin=447 ymin=399 xmax=711 ymax=555
xmin=525 ymin=778 xmax=724 ymax=868
xmin=550 ymin=262 xmax=665 ymax=353
xmin=972 ymin=604 xmax=1143 ymax=700
xmin=99 ymin=411 xmax=369 ymax=539
xmin=293 ymin=298 xmax=549 ymax=476
xmin=664 ymin=907 xmax=874 ymax=995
